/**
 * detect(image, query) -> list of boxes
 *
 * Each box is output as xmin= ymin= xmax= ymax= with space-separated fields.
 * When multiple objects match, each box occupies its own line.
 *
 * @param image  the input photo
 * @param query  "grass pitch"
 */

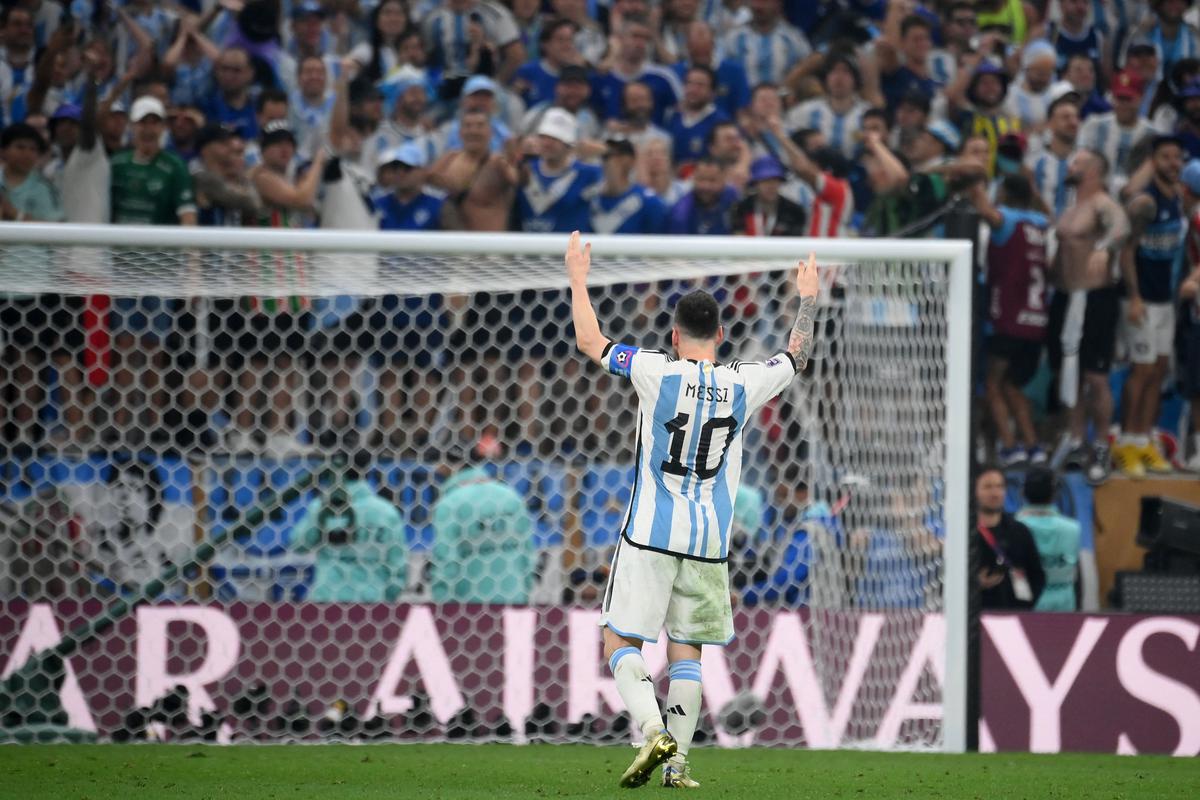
xmin=1 ymin=743 xmax=1196 ymax=799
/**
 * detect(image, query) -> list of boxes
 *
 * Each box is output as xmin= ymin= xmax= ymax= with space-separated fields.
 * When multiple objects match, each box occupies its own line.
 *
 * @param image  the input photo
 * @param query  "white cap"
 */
xmin=536 ymin=107 xmax=578 ymax=146
xmin=130 ymin=95 xmax=167 ymax=123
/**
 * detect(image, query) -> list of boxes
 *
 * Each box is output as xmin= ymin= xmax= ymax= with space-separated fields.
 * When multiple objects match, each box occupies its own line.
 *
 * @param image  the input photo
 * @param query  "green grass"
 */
xmin=0 ymin=744 xmax=1196 ymax=799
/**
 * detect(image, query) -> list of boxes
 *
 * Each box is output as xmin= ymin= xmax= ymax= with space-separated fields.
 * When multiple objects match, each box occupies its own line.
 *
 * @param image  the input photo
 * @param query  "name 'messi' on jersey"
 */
xmin=602 ymin=342 xmax=801 ymax=563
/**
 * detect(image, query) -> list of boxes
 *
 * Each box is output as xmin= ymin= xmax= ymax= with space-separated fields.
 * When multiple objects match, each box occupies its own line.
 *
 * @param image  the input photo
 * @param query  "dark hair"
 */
xmin=862 ymin=106 xmax=890 ymax=127
xmin=1023 ymin=466 xmax=1056 ymax=505
xmin=973 ymin=463 xmax=1004 ymax=484
xmin=901 ymin=14 xmax=933 ymax=37
xmin=364 ymin=0 xmax=412 ymax=83
xmin=999 ymin=172 xmax=1034 ymax=208
xmin=810 ymin=146 xmax=851 ymax=179
xmin=540 ymin=17 xmax=577 ymax=45
xmin=257 ymin=88 xmax=289 ymax=113
xmin=686 ymin=64 xmax=717 ymax=89
xmin=791 ymin=127 xmax=823 ymax=153
xmin=674 ymin=290 xmax=721 ymax=340
xmin=705 ymin=120 xmax=740 ymax=148
xmin=298 ymin=54 xmax=326 ymax=73
xmin=1 ymin=122 xmax=46 ymax=152
xmin=1 ymin=5 xmax=31 ymax=26
xmin=750 ymin=81 xmax=780 ymax=100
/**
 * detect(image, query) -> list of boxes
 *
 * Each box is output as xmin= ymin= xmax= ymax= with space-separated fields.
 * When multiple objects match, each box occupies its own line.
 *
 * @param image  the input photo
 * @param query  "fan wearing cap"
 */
xmin=517 ymin=107 xmax=602 ymax=233
xmin=250 ymin=119 xmax=327 ymax=228
xmin=193 ymin=124 xmax=261 ymax=228
xmin=732 ymin=155 xmax=806 ymax=237
xmin=1026 ymin=86 xmax=1081 ymax=217
xmin=377 ymin=141 xmax=444 ymax=231
xmin=589 ymin=137 xmax=667 ymax=234
xmin=513 ymin=19 xmax=581 ymax=109
xmin=593 ymin=13 xmax=683 ymax=127
xmin=1123 ymin=38 xmax=1162 ymax=119
xmin=1002 ymin=39 xmax=1058 ymax=130
xmin=1113 ymin=134 xmax=1188 ymax=477
xmin=521 ymin=64 xmax=602 ymax=148
xmin=785 ymin=52 xmax=870 ymax=160
xmin=667 ymin=65 xmax=729 ymax=170
xmin=422 ymin=0 xmax=527 ymax=84
xmin=109 ymin=96 xmax=196 ymax=226
xmin=670 ymin=20 xmax=750 ymax=119
xmin=967 ymin=173 xmax=1051 ymax=466
xmin=876 ymin=9 xmax=941 ymax=115
xmin=1078 ymin=69 xmax=1157 ymax=193
xmin=435 ymin=74 xmax=513 ymax=156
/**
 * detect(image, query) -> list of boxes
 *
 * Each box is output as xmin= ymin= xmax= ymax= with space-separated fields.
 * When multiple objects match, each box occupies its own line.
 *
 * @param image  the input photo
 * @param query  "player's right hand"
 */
xmin=796 ymin=252 xmax=819 ymax=300
xmin=1127 ymin=295 xmax=1146 ymax=325
xmin=566 ymin=230 xmax=591 ymax=285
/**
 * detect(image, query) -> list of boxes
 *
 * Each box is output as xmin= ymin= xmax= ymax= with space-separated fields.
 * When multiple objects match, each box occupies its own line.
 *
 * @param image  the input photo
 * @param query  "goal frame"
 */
xmin=0 ymin=223 xmax=973 ymax=753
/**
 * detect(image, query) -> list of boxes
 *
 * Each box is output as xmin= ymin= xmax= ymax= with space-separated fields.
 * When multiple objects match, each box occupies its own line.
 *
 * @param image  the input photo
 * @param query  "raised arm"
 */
xmin=786 ymin=253 xmax=820 ymax=371
xmin=566 ymin=230 xmax=611 ymax=364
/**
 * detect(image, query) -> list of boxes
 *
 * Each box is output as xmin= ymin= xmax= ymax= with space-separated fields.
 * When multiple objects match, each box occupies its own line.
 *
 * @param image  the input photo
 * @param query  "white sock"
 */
xmin=609 ymin=646 xmax=664 ymax=739
xmin=664 ymin=659 xmax=703 ymax=756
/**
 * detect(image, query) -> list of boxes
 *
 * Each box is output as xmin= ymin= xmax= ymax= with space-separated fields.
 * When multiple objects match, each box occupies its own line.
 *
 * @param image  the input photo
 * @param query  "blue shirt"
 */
xmin=881 ymin=66 xmax=941 ymax=113
xmin=589 ymin=184 xmax=668 ymax=234
xmin=673 ymin=58 xmax=751 ymax=118
xmin=592 ymin=65 xmax=683 ymax=126
xmin=518 ymin=158 xmax=603 ymax=232
xmin=668 ymin=105 xmax=729 ymax=166
xmin=514 ymin=59 xmax=562 ymax=109
xmin=667 ymin=186 xmax=739 ymax=235
xmin=1135 ymin=181 xmax=1187 ymax=304
xmin=377 ymin=190 xmax=444 ymax=231
xmin=204 ymin=92 xmax=259 ymax=141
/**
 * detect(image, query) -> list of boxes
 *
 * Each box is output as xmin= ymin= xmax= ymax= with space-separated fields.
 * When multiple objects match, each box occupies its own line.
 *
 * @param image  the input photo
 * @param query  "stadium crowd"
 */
xmin=1 ymin=0 xmax=1200 ymax=611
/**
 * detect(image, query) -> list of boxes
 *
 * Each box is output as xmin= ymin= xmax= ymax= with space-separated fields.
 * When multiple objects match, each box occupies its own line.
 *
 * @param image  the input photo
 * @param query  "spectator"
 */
xmin=428 ymin=108 xmax=519 ymax=231
xmin=510 ymin=0 xmax=544 ymax=62
xmin=668 ymin=65 xmax=728 ymax=169
xmin=974 ymin=466 xmax=1045 ymax=611
xmin=1050 ymin=149 xmax=1128 ymax=485
xmin=1043 ymin=0 xmax=1108 ymax=82
xmin=431 ymin=464 xmax=535 ymax=604
xmin=1174 ymin=78 xmax=1200 ymax=160
xmin=1079 ymin=69 xmax=1157 ymax=194
xmin=550 ymin=0 xmax=606 ymax=66
xmin=290 ymin=55 xmax=336 ymax=159
xmin=876 ymin=9 xmax=940 ymax=114
xmin=349 ymin=0 xmax=413 ymax=83
xmin=606 ymin=80 xmax=671 ymax=153
xmin=722 ymin=0 xmax=812 ymax=88
xmin=1004 ymin=39 xmax=1058 ymax=131
xmin=785 ymin=52 xmax=869 ymax=160
xmin=205 ymin=47 xmax=261 ymax=141
xmin=356 ymin=64 xmax=433 ymax=173
xmin=250 ymin=120 xmax=326 ymax=228
xmin=1062 ymin=52 xmax=1111 ymax=119
xmin=45 ymin=59 xmax=109 ymax=225
xmin=0 ymin=122 xmax=62 ymax=222
xmin=193 ymin=124 xmax=262 ymax=227
xmin=1016 ymin=466 xmax=1081 ymax=611
xmin=704 ymin=119 xmax=751 ymax=190
xmin=521 ymin=64 xmax=602 ymax=149
xmin=638 ymin=137 xmax=688 ymax=206
xmin=377 ymin=141 xmax=444 ymax=230
xmin=435 ymin=74 xmax=512 ymax=155
xmin=727 ymin=483 xmax=766 ymax=600
xmin=163 ymin=15 xmax=221 ymax=109
xmin=970 ymin=174 xmax=1050 ymax=466
xmin=1028 ymin=88 xmax=1082 ymax=218
xmin=292 ymin=453 xmax=407 ymax=602
xmin=167 ymin=106 xmax=205 ymax=163
xmin=0 ymin=5 xmax=37 ymax=123
xmin=1144 ymin=0 xmax=1200 ymax=76
xmin=513 ymin=18 xmax=580 ymax=109
xmin=975 ymin=0 xmax=1030 ymax=45
xmin=1125 ymin=37 xmax=1162 ymax=121
xmin=517 ymin=108 xmax=601 ymax=232
xmin=589 ymin=137 xmax=667 ymax=234
xmin=893 ymin=89 xmax=932 ymax=163
xmin=1114 ymin=134 xmax=1188 ymax=477
xmin=950 ymin=60 xmax=1022 ymax=176
xmin=423 ymin=0 xmax=526 ymax=84
xmin=732 ymin=155 xmax=807 ymax=236
xmin=242 ymin=89 xmax=291 ymax=169
xmin=674 ymin=20 xmax=750 ymax=119
xmin=666 ymin=156 xmax=737 ymax=234
xmin=110 ymin=97 xmax=196 ymax=226
xmin=593 ymin=13 xmax=683 ymax=125
xmin=930 ymin=2 xmax=977 ymax=86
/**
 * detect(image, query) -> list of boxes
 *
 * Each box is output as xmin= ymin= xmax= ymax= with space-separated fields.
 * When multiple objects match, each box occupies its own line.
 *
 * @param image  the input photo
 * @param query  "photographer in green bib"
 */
xmin=292 ymin=450 xmax=408 ymax=602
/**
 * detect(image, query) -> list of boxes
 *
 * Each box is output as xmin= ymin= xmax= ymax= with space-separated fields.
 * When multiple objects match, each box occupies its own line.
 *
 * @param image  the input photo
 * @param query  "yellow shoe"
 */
xmin=662 ymin=757 xmax=701 ymax=788
xmin=619 ymin=731 xmax=677 ymax=789
xmin=1139 ymin=443 xmax=1173 ymax=474
xmin=1112 ymin=444 xmax=1146 ymax=479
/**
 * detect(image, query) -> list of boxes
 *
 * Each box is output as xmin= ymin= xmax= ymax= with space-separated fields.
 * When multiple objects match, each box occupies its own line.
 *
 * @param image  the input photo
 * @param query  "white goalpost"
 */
xmin=0 ymin=224 xmax=971 ymax=752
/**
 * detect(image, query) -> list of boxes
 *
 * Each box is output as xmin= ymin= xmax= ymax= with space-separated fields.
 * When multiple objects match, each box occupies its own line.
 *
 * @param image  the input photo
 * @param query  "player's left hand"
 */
xmin=566 ymin=230 xmax=592 ymax=285
xmin=796 ymin=252 xmax=818 ymax=300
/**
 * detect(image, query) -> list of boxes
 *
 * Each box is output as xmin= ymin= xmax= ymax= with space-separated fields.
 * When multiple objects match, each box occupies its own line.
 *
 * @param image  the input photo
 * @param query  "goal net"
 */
xmin=0 ymin=225 xmax=970 ymax=751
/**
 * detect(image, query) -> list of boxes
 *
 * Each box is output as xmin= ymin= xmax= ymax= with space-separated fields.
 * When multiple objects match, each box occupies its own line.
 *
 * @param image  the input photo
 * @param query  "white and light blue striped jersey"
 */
xmin=604 ymin=343 xmax=799 ymax=562
xmin=1026 ymin=145 xmax=1076 ymax=218
xmin=1003 ymin=82 xmax=1052 ymax=130
xmin=1078 ymin=112 xmax=1157 ymax=192
xmin=722 ymin=22 xmax=811 ymax=87
xmin=423 ymin=1 xmax=521 ymax=77
xmin=784 ymin=97 xmax=869 ymax=159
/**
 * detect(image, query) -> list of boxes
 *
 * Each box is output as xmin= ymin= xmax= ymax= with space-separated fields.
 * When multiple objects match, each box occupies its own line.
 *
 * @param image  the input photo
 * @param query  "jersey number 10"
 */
xmin=661 ymin=412 xmax=737 ymax=480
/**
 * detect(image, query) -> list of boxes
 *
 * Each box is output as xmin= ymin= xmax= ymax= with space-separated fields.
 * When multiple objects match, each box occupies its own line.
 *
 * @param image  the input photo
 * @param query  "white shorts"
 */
xmin=1120 ymin=301 xmax=1175 ymax=365
xmin=599 ymin=537 xmax=734 ymax=646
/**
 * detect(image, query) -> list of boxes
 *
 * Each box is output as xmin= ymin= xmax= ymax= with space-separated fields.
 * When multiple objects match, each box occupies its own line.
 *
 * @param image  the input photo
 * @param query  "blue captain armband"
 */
xmin=603 ymin=342 xmax=639 ymax=378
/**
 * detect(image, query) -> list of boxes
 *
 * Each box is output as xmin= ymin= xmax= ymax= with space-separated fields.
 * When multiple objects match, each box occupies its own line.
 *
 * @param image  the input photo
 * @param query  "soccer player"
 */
xmin=565 ymin=231 xmax=819 ymax=788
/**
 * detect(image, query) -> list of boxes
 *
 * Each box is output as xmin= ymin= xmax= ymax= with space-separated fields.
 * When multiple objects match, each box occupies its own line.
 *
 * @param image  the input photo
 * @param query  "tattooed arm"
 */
xmin=786 ymin=253 xmax=821 ymax=372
